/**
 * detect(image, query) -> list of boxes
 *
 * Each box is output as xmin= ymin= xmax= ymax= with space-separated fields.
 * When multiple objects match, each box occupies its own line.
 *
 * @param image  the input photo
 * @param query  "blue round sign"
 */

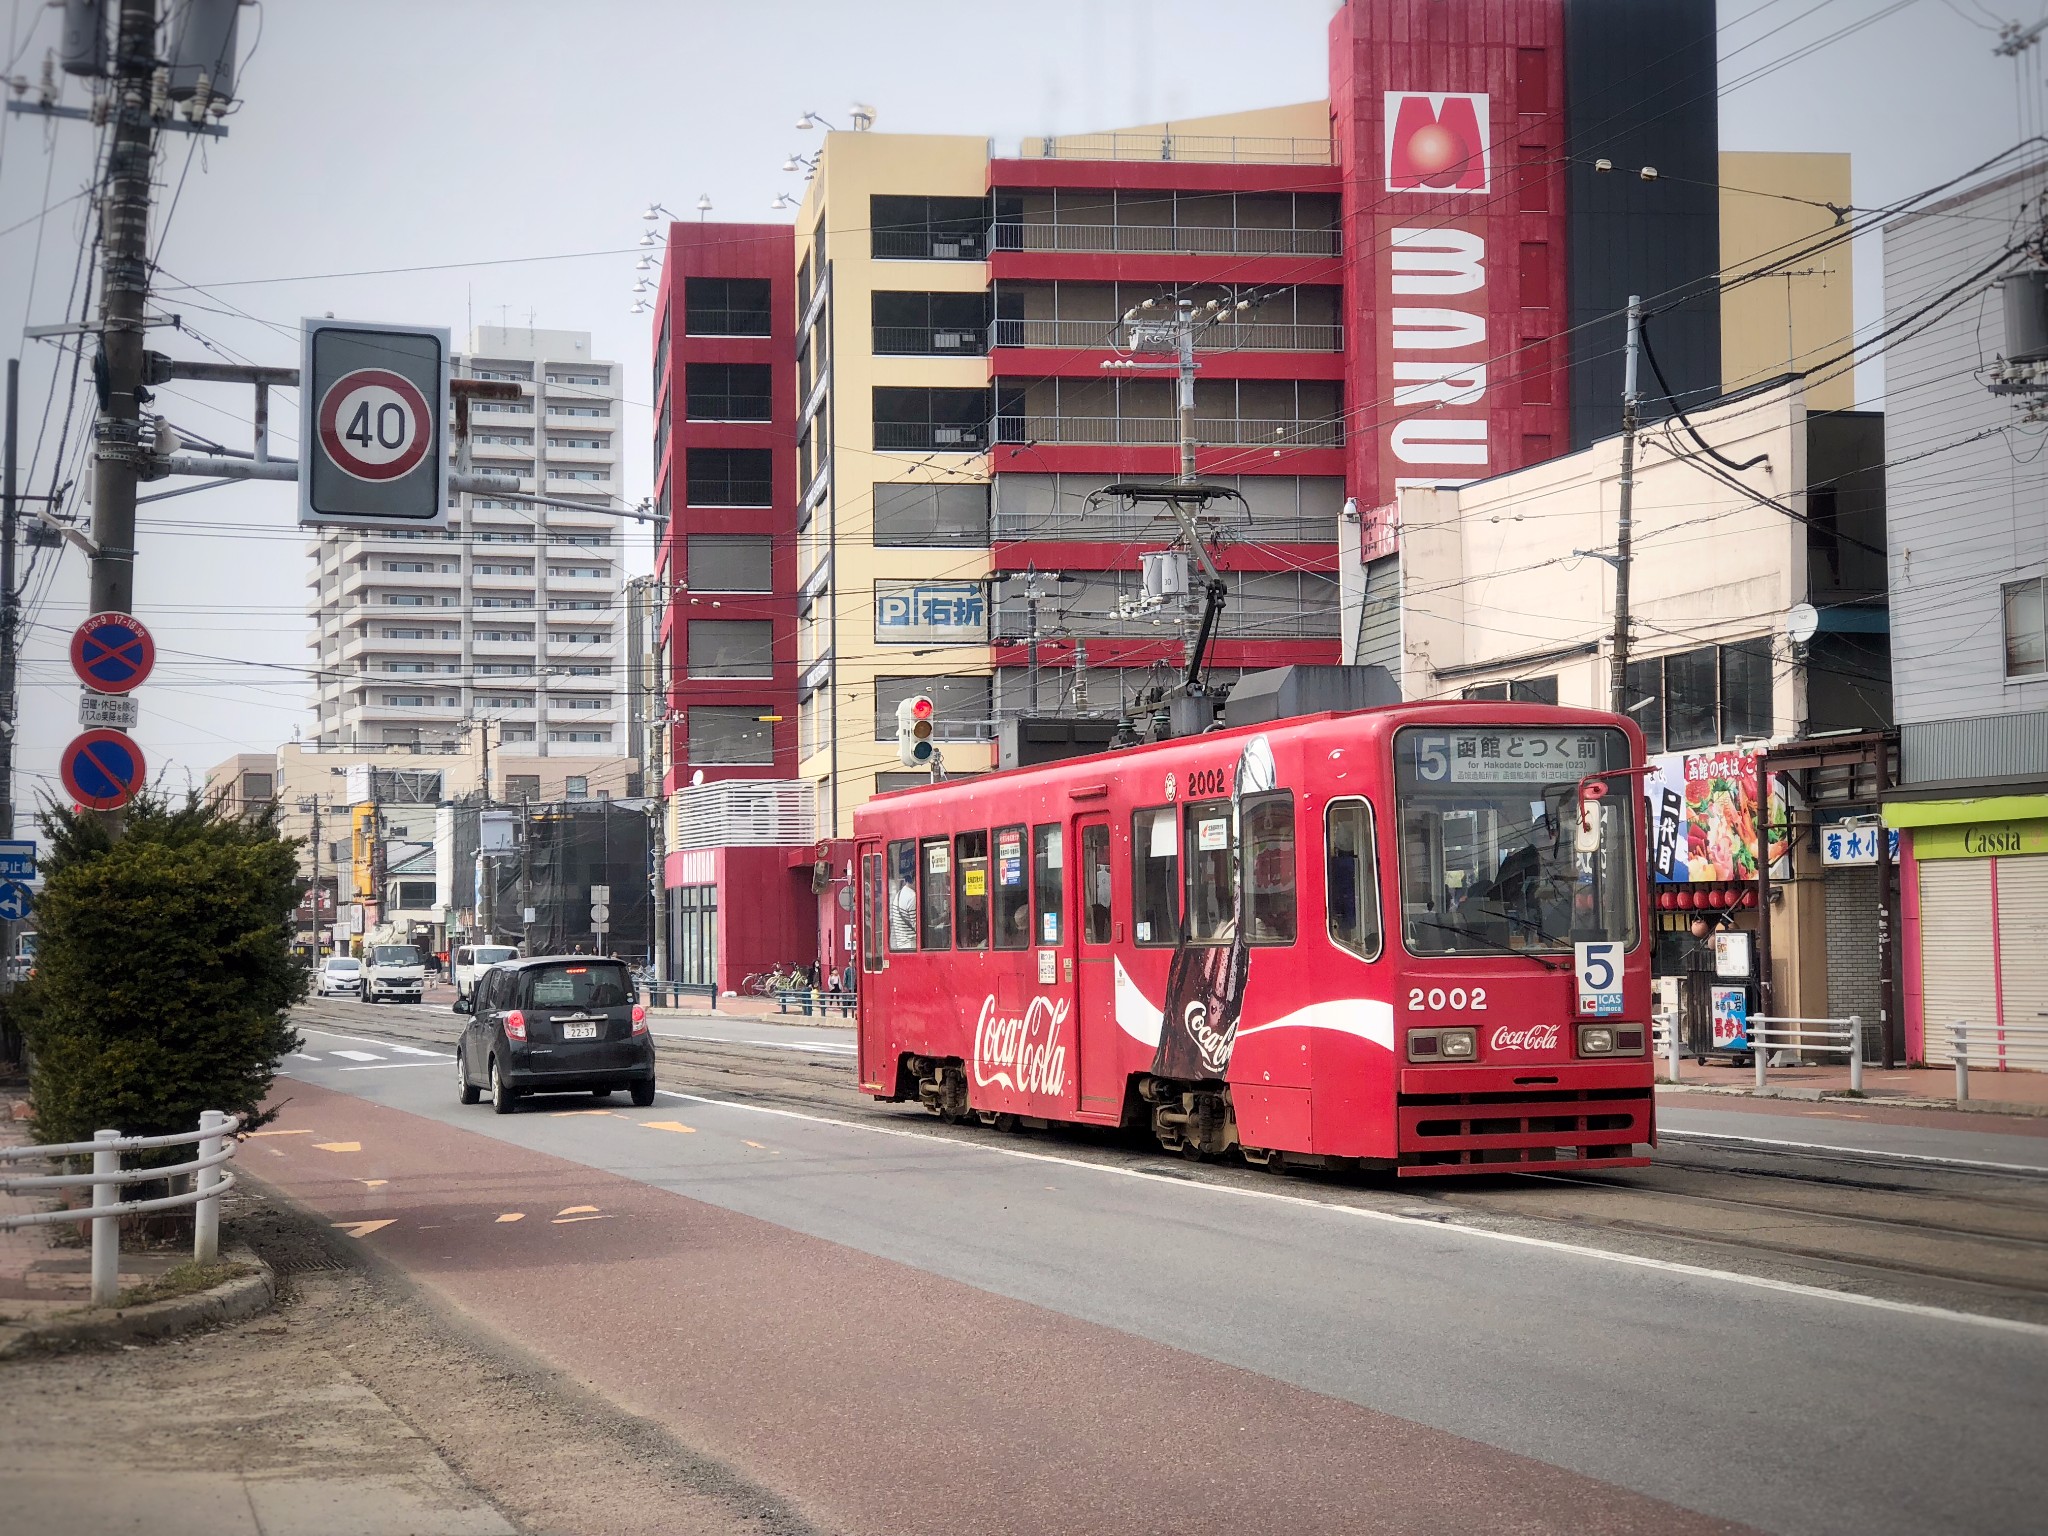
xmin=0 ymin=882 xmax=30 ymax=922
xmin=69 ymin=612 xmax=155 ymax=695
xmin=61 ymin=729 xmax=146 ymax=812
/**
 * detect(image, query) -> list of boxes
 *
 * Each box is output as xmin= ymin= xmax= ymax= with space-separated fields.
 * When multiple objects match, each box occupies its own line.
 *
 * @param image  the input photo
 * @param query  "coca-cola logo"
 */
xmin=1489 ymin=1023 xmax=1561 ymax=1053
xmin=1183 ymin=1000 xmax=1237 ymax=1077
xmin=973 ymin=994 xmax=1070 ymax=1097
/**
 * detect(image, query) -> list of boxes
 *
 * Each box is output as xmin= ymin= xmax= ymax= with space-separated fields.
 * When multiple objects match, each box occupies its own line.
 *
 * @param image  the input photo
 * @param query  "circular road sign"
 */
xmin=69 ymin=611 xmax=155 ymax=694
xmin=318 ymin=367 xmax=434 ymax=483
xmin=61 ymin=729 xmax=146 ymax=812
xmin=588 ymin=902 xmax=611 ymax=926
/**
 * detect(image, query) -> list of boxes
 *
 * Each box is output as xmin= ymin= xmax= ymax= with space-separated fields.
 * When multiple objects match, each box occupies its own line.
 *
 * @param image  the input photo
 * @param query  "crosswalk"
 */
xmin=294 ymin=1032 xmax=448 ymax=1070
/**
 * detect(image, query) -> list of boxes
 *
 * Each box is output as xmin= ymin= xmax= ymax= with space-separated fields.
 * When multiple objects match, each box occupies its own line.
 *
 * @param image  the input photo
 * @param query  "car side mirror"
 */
xmin=453 ymin=996 xmax=472 ymax=1014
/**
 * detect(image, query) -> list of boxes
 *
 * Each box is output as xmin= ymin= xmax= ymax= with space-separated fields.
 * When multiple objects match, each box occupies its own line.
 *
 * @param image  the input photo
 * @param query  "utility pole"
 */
xmin=303 ymin=799 xmax=323 ymax=958
xmin=2 ymin=360 xmax=18 ymax=984
xmin=1607 ymin=295 xmax=1643 ymax=717
xmin=88 ymin=0 xmax=159 ymax=627
xmin=1023 ymin=562 xmax=1043 ymax=713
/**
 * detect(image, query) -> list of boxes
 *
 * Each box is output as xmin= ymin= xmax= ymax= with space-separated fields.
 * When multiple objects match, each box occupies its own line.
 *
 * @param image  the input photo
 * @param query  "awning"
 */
xmin=1882 ymin=794 xmax=2048 ymax=828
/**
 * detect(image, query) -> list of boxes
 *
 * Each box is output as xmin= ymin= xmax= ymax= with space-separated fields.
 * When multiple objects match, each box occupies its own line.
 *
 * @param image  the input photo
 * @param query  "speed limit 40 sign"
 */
xmin=300 ymin=319 xmax=449 ymax=528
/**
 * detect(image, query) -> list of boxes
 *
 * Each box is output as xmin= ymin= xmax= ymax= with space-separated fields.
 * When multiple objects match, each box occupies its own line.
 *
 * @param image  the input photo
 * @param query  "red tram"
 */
xmin=851 ymin=703 xmax=1655 ymax=1175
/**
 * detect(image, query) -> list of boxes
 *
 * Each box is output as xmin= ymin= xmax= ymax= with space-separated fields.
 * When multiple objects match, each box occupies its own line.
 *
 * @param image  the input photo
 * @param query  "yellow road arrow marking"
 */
xmin=495 ymin=1213 xmax=524 ymax=1223
xmin=358 ymin=1179 xmax=388 ymax=1189
xmin=643 ymin=1121 xmax=697 ymax=1134
xmin=550 ymin=1109 xmax=617 ymax=1118
xmin=248 ymin=1129 xmax=314 ymax=1137
xmin=743 ymin=1140 xmax=767 ymax=1149
xmin=313 ymin=1141 xmax=361 ymax=1153
xmin=331 ymin=1220 xmax=394 ymax=1239
xmin=556 ymin=1204 xmax=599 ymax=1216
xmin=551 ymin=1214 xmax=614 ymax=1225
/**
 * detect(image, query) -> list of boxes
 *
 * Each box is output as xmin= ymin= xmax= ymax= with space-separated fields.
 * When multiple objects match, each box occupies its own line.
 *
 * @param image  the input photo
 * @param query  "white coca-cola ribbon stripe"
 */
xmin=1232 ymin=999 xmax=1396 ymax=1052
xmin=1113 ymin=958 xmax=1164 ymax=1046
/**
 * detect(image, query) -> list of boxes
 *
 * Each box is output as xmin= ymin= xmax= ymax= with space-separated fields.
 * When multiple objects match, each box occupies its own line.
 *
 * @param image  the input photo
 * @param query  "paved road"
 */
xmin=1659 ymin=1094 xmax=2048 ymax=1171
xmin=265 ymin=1011 xmax=2048 ymax=1536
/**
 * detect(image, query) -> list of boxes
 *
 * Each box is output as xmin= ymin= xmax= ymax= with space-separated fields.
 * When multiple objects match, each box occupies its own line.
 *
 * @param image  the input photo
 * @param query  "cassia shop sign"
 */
xmin=1912 ymin=819 xmax=2048 ymax=861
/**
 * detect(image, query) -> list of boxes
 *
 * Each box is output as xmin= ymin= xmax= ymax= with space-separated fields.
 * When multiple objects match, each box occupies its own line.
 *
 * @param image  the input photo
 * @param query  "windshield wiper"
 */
xmin=1408 ymin=918 xmax=1566 ymax=971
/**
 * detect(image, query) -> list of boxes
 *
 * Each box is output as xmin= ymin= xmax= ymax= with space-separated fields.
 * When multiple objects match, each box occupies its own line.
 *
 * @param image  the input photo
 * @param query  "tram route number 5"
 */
xmin=1575 ymin=940 xmax=1623 ymax=1018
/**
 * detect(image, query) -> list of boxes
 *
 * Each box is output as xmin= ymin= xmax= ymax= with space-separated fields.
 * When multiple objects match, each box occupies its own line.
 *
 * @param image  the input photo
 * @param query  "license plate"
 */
xmin=562 ymin=1022 xmax=598 ymax=1040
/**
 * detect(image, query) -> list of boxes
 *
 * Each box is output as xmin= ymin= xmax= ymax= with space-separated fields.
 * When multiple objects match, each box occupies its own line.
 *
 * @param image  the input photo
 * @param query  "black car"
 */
xmin=455 ymin=955 xmax=655 ymax=1112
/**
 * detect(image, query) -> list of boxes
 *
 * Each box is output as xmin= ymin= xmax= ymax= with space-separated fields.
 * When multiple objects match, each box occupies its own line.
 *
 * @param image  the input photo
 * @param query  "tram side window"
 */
xmin=1326 ymin=799 xmax=1383 ymax=960
xmin=861 ymin=852 xmax=884 ymax=970
xmin=955 ymin=830 xmax=990 ymax=950
xmin=886 ymin=840 xmax=918 ymax=953
xmin=1081 ymin=824 xmax=1112 ymax=945
xmin=1131 ymin=807 xmax=1179 ymax=945
xmin=1032 ymin=824 xmax=1065 ymax=945
xmin=1243 ymin=792 xmax=1296 ymax=945
xmin=1183 ymin=799 xmax=1236 ymax=945
xmin=920 ymin=838 xmax=953 ymax=950
xmin=993 ymin=825 xmax=1029 ymax=950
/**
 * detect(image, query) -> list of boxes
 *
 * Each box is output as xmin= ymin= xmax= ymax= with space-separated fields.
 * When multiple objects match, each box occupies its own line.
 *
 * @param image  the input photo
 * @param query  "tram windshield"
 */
xmin=1394 ymin=725 xmax=1638 ymax=957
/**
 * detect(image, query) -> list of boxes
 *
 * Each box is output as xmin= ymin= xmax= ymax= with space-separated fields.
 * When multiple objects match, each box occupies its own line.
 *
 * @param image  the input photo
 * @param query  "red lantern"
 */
xmin=1678 ymin=890 xmax=1695 ymax=909
xmin=1742 ymin=888 xmax=1759 ymax=908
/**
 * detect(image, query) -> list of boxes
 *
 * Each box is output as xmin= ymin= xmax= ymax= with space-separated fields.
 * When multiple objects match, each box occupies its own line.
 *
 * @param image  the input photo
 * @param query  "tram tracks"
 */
xmin=289 ymin=1000 xmax=2048 ymax=1321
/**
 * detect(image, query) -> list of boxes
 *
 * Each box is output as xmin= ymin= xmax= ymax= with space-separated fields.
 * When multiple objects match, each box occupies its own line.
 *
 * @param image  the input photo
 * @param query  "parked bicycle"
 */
xmin=743 ymin=966 xmax=812 ymax=998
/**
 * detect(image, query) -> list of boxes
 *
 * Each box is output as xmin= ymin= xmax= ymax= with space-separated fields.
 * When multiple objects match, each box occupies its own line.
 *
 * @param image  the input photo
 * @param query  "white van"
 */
xmin=453 ymin=943 xmax=519 ymax=1004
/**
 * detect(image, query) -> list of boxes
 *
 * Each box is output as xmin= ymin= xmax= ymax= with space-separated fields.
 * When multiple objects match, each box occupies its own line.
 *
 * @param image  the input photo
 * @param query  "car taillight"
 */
xmin=504 ymin=1010 xmax=527 ymax=1041
xmin=631 ymin=1003 xmax=647 ymax=1035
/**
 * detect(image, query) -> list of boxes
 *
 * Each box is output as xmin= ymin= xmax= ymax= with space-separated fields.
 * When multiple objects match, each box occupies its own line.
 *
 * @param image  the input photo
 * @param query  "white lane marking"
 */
xmin=330 ymin=1049 xmax=383 ymax=1062
xmin=1660 ymin=1127 xmax=2048 ymax=1177
xmin=653 ymin=1030 xmax=854 ymax=1055
xmin=650 ymin=1089 xmax=2048 ymax=1341
xmin=301 ymin=1025 xmax=449 ymax=1051
xmin=388 ymin=1044 xmax=443 ymax=1057
xmin=338 ymin=1060 xmax=446 ymax=1072
xmin=289 ymin=1053 xmax=322 ymax=1063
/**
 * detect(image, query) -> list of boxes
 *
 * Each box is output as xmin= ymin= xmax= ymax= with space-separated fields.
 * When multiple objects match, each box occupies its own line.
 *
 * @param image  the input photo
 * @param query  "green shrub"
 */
xmin=18 ymin=791 xmax=304 ymax=1149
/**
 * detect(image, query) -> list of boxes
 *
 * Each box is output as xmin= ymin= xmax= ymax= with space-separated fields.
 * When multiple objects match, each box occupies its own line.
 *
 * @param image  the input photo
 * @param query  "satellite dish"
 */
xmin=1784 ymin=602 xmax=1819 ymax=645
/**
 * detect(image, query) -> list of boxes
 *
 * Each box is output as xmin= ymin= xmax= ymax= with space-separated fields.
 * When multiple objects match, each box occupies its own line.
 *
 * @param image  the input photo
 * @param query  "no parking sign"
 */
xmin=62 ymin=729 xmax=146 ymax=812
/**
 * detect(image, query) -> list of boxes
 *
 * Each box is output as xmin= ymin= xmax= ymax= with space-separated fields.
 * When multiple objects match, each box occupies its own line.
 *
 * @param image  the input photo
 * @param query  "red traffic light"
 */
xmin=911 ymin=696 xmax=933 ymax=720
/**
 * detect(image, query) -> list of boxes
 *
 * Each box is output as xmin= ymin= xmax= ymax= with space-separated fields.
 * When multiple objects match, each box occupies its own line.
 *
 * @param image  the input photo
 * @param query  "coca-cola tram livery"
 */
xmin=852 ymin=702 xmax=1655 ymax=1176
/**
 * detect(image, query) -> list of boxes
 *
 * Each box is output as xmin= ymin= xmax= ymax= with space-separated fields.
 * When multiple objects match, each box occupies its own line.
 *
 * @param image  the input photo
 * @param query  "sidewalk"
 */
xmin=1659 ymin=1057 xmax=2048 ymax=1117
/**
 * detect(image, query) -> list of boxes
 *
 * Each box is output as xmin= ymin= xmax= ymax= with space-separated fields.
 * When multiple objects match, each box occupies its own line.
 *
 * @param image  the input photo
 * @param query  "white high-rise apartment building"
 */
xmin=307 ymin=326 xmax=626 ymax=756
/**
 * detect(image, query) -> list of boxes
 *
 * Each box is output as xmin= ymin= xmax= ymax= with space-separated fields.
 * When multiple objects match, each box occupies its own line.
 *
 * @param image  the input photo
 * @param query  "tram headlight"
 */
xmin=1407 ymin=1027 xmax=1476 ymax=1062
xmin=1578 ymin=1024 xmax=1645 ymax=1056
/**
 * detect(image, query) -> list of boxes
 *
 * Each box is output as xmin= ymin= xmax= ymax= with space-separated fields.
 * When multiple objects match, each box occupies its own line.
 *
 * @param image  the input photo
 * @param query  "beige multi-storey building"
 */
xmin=305 ymin=326 xmax=627 ymax=757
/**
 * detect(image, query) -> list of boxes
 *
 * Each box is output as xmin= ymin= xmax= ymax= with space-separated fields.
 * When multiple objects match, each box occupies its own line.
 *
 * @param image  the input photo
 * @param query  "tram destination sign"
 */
xmin=299 ymin=319 xmax=450 ymax=530
xmin=1408 ymin=730 xmax=1607 ymax=785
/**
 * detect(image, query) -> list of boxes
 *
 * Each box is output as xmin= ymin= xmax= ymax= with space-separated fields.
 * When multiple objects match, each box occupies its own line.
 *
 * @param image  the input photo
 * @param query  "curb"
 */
xmin=1656 ymin=1080 xmax=2048 ymax=1121
xmin=0 ymin=1242 xmax=275 ymax=1359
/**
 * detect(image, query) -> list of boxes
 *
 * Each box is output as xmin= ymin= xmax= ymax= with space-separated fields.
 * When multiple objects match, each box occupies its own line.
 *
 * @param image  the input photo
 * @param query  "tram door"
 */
xmin=1073 ymin=815 xmax=1120 ymax=1118
xmin=855 ymin=842 xmax=885 ymax=1090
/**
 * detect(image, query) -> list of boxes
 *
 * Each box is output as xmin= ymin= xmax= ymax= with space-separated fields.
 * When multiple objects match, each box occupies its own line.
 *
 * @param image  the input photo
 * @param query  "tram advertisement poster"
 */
xmin=1711 ymin=985 xmax=1750 ymax=1050
xmin=1646 ymin=747 xmax=1793 ymax=884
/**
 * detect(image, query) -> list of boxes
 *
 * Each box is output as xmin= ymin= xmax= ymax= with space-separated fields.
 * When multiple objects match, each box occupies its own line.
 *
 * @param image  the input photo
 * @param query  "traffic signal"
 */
xmin=896 ymin=694 xmax=935 ymax=767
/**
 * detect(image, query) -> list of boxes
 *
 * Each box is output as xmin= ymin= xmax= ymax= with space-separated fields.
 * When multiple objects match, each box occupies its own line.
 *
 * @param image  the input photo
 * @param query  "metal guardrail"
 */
xmin=775 ymin=988 xmax=856 ymax=1020
xmin=1650 ymin=1011 xmax=1865 ymax=1092
xmin=645 ymin=981 xmax=719 ymax=1007
xmin=1951 ymin=1019 xmax=2048 ymax=1103
xmin=1749 ymin=1015 xmax=1864 ymax=1093
xmin=0 ymin=1111 xmax=243 ymax=1305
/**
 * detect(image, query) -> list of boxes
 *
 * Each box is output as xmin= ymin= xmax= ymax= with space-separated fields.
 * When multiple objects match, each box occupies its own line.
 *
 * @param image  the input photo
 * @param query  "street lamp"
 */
xmin=795 ymin=111 xmax=836 ymax=131
xmin=642 ymin=201 xmax=676 ymax=222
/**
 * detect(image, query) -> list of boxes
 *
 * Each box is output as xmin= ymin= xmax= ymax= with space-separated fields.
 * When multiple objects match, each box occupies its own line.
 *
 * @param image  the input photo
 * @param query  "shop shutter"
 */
xmin=1918 ymin=859 xmax=1995 ymax=1066
xmin=1995 ymin=855 xmax=2048 ymax=1063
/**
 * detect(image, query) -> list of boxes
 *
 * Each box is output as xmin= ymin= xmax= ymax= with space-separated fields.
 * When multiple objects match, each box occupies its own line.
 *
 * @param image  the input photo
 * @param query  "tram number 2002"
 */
xmin=1408 ymin=986 xmax=1488 ymax=1012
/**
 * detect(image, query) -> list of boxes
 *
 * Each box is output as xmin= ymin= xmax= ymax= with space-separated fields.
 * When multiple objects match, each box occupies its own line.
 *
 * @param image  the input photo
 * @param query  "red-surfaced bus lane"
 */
xmin=239 ymin=1078 xmax=1753 ymax=1536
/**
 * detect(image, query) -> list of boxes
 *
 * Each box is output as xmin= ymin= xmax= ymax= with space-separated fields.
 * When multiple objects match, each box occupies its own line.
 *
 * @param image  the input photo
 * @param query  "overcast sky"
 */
xmin=0 ymin=0 xmax=2027 ymax=803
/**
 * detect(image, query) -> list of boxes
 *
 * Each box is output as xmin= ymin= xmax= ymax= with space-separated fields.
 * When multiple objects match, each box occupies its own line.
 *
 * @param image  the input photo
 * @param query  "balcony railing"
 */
xmin=990 ymin=221 xmax=1338 ymax=258
xmin=990 ymin=317 xmax=1342 ymax=353
xmin=684 ymin=480 xmax=774 ymax=508
xmin=994 ymin=602 xmax=1338 ymax=642
xmin=994 ymin=414 xmax=1343 ymax=449
xmin=992 ymin=501 xmax=1340 ymax=545
xmin=872 ymin=325 xmax=990 ymax=357
xmin=872 ymin=229 xmax=987 ymax=261
xmin=1016 ymin=132 xmax=1332 ymax=167
xmin=873 ymin=421 xmax=990 ymax=452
